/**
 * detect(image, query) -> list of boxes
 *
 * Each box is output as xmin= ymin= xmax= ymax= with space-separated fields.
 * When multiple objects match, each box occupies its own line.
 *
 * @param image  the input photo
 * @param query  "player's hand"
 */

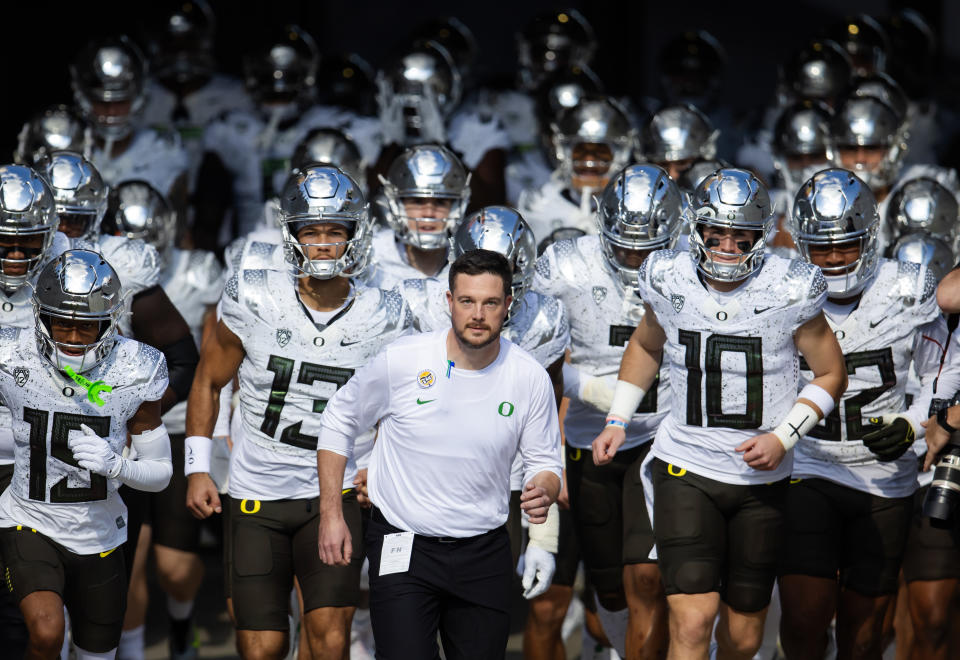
xmin=319 ymin=515 xmax=353 ymax=566
xmin=922 ymin=414 xmax=950 ymax=472
xmin=520 ymin=481 xmax=552 ymax=523
xmin=186 ymin=473 xmax=222 ymax=519
xmin=376 ymin=76 xmax=404 ymax=146
xmin=862 ymin=414 xmax=916 ymax=462
xmin=592 ymin=426 xmax=626 ymax=466
xmin=736 ymin=433 xmax=787 ymax=471
xmin=520 ymin=546 xmax=556 ymax=599
xmin=68 ymin=424 xmax=121 ymax=477
xmin=556 ymin=469 xmax=570 ymax=510
xmin=353 ymin=469 xmax=371 ymax=509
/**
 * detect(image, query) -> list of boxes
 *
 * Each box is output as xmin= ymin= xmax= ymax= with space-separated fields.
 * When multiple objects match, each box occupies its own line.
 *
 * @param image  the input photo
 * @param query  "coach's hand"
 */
xmin=922 ymin=414 xmax=950 ymax=472
xmin=186 ymin=473 xmax=221 ymax=519
xmin=520 ymin=481 xmax=552 ymax=523
xmin=592 ymin=426 xmax=626 ymax=466
xmin=319 ymin=515 xmax=353 ymax=566
xmin=736 ymin=433 xmax=786 ymax=471
xmin=353 ymin=469 xmax=371 ymax=508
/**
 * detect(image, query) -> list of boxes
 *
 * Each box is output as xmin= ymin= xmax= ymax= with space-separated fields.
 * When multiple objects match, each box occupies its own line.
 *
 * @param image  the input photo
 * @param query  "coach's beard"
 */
xmin=453 ymin=321 xmax=502 ymax=351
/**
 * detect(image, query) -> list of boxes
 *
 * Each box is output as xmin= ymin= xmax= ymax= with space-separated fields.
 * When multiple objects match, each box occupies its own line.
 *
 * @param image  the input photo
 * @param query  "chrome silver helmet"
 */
xmin=892 ymin=233 xmax=954 ymax=281
xmin=780 ymin=39 xmax=852 ymax=105
xmin=291 ymin=128 xmax=365 ymax=191
xmin=14 ymin=105 xmax=92 ymax=166
xmin=851 ymin=73 xmax=908 ymax=126
xmin=676 ymin=158 xmax=729 ymax=194
xmin=143 ymin=0 xmax=217 ymax=87
xmin=516 ymin=9 xmax=596 ymax=91
xmin=243 ymin=25 xmax=318 ymax=106
xmin=688 ymin=168 xmax=773 ymax=282
xmin=33 ymin=249 xmax=124 ymax=374
xmin=42 ymin=152 xmax=109 ymax=242
xmin=597 ymin=164 xmax=684 ymax=289
xmin=772 ymin=100 xmax=837 ymax=192
xmin=410 ymin=16 xmax=479 ymax=82
xmin=0 ymin=165 xmax=60 ymax=292
xmin=549 ymin=96 xmax=635 ymax=188
xmin=832 ymin=95 xmax=905 ymax=189
xmin=536 ymin=64 xmax=604 ymax=126
xmin=103 ymin=181 xmax=177 ymax=265
xmin=640 ymin=104 xmax=718 ymax=165
xmin=885 ymin=177 xmax=959 ymax=244
xmin=278 ymin=165 xmax=371 ymax=279
xmin=379 ymin=145 xmax=471 ymax=250
xmin=451 ymin=206 xmax=537 ymax=317
xmin=791 ymin=168 xmax=879 ymax=297
xmin=70 ymin=36 xmax=148 ymax=140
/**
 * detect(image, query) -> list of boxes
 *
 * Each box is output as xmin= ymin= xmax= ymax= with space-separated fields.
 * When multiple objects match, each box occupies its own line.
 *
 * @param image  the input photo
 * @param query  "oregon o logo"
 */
xmin=716 ymin=311 xmax=727 ymax=321
xmin=240 ymin=499 xmax=261 ymax=514
xmin=498 ymin=401 xmax=514 ymax=417
xmin=1 ymin=302 xmax=12 ymax=312
xmin=62 ymin=386 xmax=75 ymax=397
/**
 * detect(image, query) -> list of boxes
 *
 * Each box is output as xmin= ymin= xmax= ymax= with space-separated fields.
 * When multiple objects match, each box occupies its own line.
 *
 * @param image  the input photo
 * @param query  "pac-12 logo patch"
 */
xmin=671 ymin=294 xmax=685 ymax=312
xmin=417 ymin=369 xmax=436 ymax=389
xmin=276 ymin=328 xmax=292 ymax=347
xmin=13 ymin=367 xmax=28 ymax=387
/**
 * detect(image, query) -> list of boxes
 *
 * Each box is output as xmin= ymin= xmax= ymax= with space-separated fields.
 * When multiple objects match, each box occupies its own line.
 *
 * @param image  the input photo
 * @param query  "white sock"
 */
xmin=593 ymin=595 xmax=628 ymax=659
xmin=117 ymin=624 xmax=145 ymax=660
xmin=75 ymin=648 xmax=118 ymax=660
xmin=166 ymin=594 xmax=194 ymax=621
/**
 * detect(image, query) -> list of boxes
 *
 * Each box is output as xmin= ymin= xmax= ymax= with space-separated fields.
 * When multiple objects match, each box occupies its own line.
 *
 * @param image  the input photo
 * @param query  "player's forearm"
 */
xmin=618 ymin=337 xmax=662 ymax=392
xmin=318 ymin=450 xmax=348 ymax=520
xmin=936 ymin=269 xmax=960 ymax=313
xmin=185 ymin=366 xmax=222 ymax=440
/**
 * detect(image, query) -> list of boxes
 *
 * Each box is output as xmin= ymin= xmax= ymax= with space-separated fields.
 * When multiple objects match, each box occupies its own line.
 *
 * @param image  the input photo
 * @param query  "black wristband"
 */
xmin=937 ymin=407 xmax=958 ymax=434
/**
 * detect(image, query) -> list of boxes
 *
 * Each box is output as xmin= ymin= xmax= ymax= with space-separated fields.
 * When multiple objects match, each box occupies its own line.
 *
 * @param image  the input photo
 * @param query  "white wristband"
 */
xmin=607 ymin=380 xmax=646 ymax=422
xmin=798 ymin=383 xmax=836 ymax=417
xmin=527 ymin=503 xmax=559 ymax=554
xmin=184 ymin=435 xmax=213 ymax=476
xmin=771 ymin=402 xmax=820 ymax=451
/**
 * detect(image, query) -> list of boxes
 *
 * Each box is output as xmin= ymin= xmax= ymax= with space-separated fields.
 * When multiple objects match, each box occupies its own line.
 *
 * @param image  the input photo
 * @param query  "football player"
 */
xmin=638 ymin=104 xmax=718 ymax=182
xmin=777 ymin=168 xmax=946 ymax=659
xmin=593 ymin=168 xmax=847 ymax=659
xmin=0 ymin=249 xmax=172 ymax=660
xmin=533 ymin=164 xmax=685 ymax=657
xmin=184 ymin=165 xmax=412 ymax=659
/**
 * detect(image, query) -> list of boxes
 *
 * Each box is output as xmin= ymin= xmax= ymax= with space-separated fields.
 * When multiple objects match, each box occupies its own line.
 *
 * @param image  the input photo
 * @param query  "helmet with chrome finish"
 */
xmin=536 ymin=64 xmax=604 ymax=126
xmin=291 ymin=128 xmax=365 ymax=191
xmin=451 ymin=206 xmax=537 ymax=317
xmin=885 ymin=177 xmax=958 ymax=244
xmin=850 ymin=73 xmax=908 ymax=126
xmin=516 ymin=9 xmax=596 ymax=91
xmin=142 ymin=0 xmax=217 ymax=88
xmin=597 ymin=164 xmax=684 ymax=289
xmin=33 ymin=249 xmax=124 ymax=374
xmin=772 ymin=100 xmax=837 ymax=191
xmin=549 ymin=95 xmax=635 ymax=190
xmin=827 ymin=14 xmax=890 ymax=76
xmin=676 ymin=158 xmax=729 ymax=195
xmin=15 ymin=105 xmax=92 ymax=167
xmin=791 ymin=168 xmax=879 ymax=297
xmin=243 ymin=25 xmax=318 ymax=106
xmin=892 ymin=233 xmax=954 ymax=281
xmin=102 ymin=180 xmax=177 ymax=265
xmin=379 ymin=145 xmax=471 ymax=250
xmin=780 ymin=39 xmax=852 ymax=105
xmin=688 ymin=168 xmax=774 ymax=282
xmin=70 ymin=35 xmax=148 ymax=140
xmin=42 ymin=151 xmax=109 ymax=242
xmin=410 ymin=17 xmax=478 ymax=82
xmin=278 ymin=165 xmax=371 ymax=279
xmin=0 ymin=164 xmax=60 ymax=293
xmin=832 ymin=94 xmax=905 ymax=189
xmin=640 ymin=104 xmax=718 ymax=167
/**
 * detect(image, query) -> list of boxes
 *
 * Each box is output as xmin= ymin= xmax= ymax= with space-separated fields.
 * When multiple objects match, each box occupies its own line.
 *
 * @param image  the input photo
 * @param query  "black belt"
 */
xmin=370 ymin=507 xmax=503 ymax=544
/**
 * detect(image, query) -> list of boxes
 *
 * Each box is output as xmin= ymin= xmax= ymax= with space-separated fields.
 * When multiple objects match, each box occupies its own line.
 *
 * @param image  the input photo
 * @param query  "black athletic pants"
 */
xmin=366 ymin=507 xmax=513 ymax=660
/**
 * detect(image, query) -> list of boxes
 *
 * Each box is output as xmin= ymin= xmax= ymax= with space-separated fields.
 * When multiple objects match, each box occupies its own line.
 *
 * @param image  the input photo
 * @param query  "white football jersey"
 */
xmin=159 ymin=248 xmax=224 ymax=435
xmin=71 ymin=235 xmax=162 ymax=338
xmin=363 ymin=228 xmax=449 ymax=291
xmin=506 ymin=148 xmax=553 ymax=207
xmin=223 ymin=227 xmax=286 ymax=282
xmin=203 ymin=106 xmax=379 ymax=237
xmin=533 ymin=236 xmax=669 ymax=450
xmin=469 ymin=88 xmax=539 ymax=150
xmin=518 ymin=177 xmax=598 ymax=245
xmin=793 ymin=260 xmax=944 ymax=497
xmin=637 ymin=249 xmax=827 ymax=484
xmin=447 ymin=107 xmax=511 ymax=170
xmin=90 ymin=128 xmax=189 ymax=199
xmin=0 ymin=329 xmax=167 ymax=554
xmin=220 ymin=268 xmax=413 ymax=499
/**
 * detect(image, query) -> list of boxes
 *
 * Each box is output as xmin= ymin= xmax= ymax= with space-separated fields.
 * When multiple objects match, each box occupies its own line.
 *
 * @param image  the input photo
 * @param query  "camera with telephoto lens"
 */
xmin=923 ymin=445 xmax=960 ymax=523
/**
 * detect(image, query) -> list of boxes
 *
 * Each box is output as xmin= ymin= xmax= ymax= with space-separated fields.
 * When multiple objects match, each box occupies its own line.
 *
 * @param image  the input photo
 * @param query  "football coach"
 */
xmin=316 ymin=249 xmax=562 ymax=658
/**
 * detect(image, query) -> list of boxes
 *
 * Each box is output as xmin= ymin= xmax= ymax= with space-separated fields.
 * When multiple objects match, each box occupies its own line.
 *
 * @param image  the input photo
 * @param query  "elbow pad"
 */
xmin=118 ymin=425 xmax=173 ymax=492
xmin=160 ymin=335 xmax=200 ymax=403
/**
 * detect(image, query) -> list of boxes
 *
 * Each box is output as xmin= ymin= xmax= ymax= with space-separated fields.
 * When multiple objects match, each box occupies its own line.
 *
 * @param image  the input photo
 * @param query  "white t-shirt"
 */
xmin=318 ymin=330 xmax=563 ymax=537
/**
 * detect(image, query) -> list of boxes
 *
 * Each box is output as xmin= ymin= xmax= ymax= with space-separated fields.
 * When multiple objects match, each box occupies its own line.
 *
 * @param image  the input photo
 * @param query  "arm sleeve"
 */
xmin=317 ymin=349 xmax=392 ymax=458
xmin=519 ymin=370 xmax=563 ymax=485
xmin=117 ymin=425 xmax=173 ymax=492
xmin=906 ymin=316 xmax=950 ymax=433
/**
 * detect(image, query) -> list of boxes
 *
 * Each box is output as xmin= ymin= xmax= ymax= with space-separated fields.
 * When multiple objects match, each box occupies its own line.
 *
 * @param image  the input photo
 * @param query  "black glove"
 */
xmin=862 ymin=415 xmax=916 ymax=462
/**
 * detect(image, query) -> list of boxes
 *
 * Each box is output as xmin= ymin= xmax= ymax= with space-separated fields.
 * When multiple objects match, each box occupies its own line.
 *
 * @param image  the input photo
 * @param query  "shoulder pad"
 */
xmin=644 ymin=249 xmax=680 ymax=299
xmin=185 ymin=250 xmax=223 ymax=290
xmin=224 ymin=236 xmax=246 ymax=273
xmin=781 ymin=257 xmax=826 ymax=304
xmin=894 ymin=259 xmax=931 ymax=307
xmin=224 ymin=272 xmax=240 ymax=303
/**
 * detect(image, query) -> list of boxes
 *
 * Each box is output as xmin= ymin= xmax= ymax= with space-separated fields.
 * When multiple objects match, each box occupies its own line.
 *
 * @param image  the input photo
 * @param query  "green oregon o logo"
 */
xmin=498 ymin=401 xmax=515 ymax=417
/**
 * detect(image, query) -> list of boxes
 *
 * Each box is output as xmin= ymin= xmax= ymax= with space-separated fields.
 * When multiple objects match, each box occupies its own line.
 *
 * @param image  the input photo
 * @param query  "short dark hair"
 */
xmin=449 ymin=249 xmax=512 ymax=299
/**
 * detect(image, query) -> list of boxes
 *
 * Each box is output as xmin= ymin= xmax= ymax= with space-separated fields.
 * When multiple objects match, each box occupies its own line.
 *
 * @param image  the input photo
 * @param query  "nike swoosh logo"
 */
xmin=754 ymin=306 xmax=772 ymax=314
xmin=869 ymin=319 xmax=884 ymax=328
xmin=340 ymin=338 xmax=362 ymax=346
xmin=416 ymin=398 xmax=436 ymax=405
